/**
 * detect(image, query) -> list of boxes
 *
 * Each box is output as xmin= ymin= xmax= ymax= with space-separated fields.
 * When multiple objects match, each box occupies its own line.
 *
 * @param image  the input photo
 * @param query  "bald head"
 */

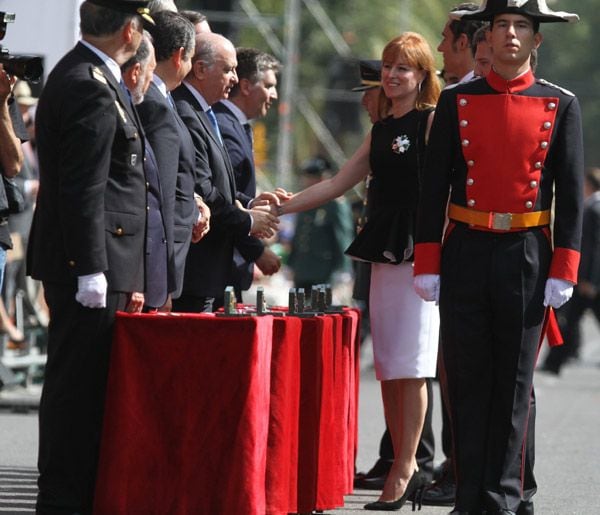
xmin=191 ymin=33 xmax=233 ymax=67
xmin=188 ymin=33 xmax=238 ymax=105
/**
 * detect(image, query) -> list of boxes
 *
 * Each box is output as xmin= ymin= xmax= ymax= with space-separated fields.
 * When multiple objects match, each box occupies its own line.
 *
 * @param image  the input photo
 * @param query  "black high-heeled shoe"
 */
xmin=364 ymin=469 xmax=428 ymax=511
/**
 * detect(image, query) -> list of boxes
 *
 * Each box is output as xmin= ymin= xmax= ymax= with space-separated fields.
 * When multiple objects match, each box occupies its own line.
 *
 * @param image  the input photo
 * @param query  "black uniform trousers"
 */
xmin=36 ymin=283 xmax=128 ymax=515
xmin=439 ymin=224 xmax=550 ymax=514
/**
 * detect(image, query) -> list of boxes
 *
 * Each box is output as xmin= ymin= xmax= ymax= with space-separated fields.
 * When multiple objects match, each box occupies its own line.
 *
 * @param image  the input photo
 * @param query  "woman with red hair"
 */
xmin=276 ymin=32 xmax=441 ymax=511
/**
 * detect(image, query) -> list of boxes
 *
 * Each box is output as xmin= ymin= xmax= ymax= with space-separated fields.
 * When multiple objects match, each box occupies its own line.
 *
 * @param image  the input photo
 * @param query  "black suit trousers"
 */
xmin=36 ymin=283 xmax=128 ymax=515
xmin=439 ymin=225 xmax=550 ymax=513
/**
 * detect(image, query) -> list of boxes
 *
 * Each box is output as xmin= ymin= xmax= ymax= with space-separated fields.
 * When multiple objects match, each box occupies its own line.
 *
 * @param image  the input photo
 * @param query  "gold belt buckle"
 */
xmin=491 ymin=212 xmax=513 ymax=231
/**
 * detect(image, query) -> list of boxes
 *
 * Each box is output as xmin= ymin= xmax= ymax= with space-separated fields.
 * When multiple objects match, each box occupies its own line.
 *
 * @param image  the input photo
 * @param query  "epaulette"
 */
xmin=90 ymin=66 xmax=107 ymax=85
xmin=536 ymin=78 xmax=575 ymax=97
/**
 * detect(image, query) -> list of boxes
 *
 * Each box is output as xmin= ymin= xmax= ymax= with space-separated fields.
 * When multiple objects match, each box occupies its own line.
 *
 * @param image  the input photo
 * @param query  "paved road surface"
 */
xmin=1 ymin=315 xmax=599 ymax=514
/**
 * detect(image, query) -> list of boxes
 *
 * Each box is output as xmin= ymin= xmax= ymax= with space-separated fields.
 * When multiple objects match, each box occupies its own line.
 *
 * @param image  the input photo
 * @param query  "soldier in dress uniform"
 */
xmin=26 ymin=1 xmax=154 ymax=513
xmin=288 ymin=157 xmax=354 ymax=292
xmin=413 ymin=1 xmax=583 ymax=514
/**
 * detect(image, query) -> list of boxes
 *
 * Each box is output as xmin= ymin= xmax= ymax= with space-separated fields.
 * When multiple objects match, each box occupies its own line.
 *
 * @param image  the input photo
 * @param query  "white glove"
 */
xmin=76 ymin=272 xmax=108 ymax=309
xmin=543 ymin=278 xmax=574 ymax=309
xmin=414 ymin=274 xmax=440 ymax=303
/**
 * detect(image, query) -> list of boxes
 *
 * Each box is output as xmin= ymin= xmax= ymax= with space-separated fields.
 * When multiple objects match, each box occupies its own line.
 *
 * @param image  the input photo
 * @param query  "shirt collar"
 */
xmin=586 ymin=191 xmax=600 ymax=206
xmin=459 ymin=70 xmax=475 ymax=84
xmin=80 ymin=39 xmax=122 ymax=84
xmin=152 ymin=74 xmax=169 ymax=98
xmin=183 ymin=81 xmax=210 ymax=111
xmin=219 ymin=99 xmax=249 ymax=125
xmin=486 ymin=67 xmax=535 ymax=94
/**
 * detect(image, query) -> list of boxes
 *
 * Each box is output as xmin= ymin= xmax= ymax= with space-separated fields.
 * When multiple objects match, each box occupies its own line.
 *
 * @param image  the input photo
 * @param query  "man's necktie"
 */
xmin=243 ymin=122 xmax=253 ymax=148
xmin=167 ymin=92 xmax=176 ymax=110
xmin=205 ymin=107 xmax=223 ymax=145
xmin=119 ymin=79 xmax=134 ymax=109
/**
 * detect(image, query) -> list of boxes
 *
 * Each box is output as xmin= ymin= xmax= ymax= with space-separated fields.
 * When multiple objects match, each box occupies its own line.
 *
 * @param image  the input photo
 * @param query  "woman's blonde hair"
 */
xmin=378 ymin=32 xmax=441 ymax=119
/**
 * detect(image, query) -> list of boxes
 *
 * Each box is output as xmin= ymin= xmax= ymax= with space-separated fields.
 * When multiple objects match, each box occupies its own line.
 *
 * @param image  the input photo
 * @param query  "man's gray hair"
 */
xmin=121 ymin=31 xmax=153 ymax=73
xmin=229 ymin=48 xmax=280 ymax=97
xmin=193 ymin=36 xmax=218 ymax=67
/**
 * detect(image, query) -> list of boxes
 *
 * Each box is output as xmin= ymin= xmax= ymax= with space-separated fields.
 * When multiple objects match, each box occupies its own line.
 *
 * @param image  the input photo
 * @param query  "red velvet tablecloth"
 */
xmin=294 ymin=311 xmax=360 ymax=513
xmin=265 ymin=316 xmax=301 ymax=515
xmin=94 ymin=313 xmax=273 ymax=515
xmin=94 ymin=309 xmax=359 ymax=515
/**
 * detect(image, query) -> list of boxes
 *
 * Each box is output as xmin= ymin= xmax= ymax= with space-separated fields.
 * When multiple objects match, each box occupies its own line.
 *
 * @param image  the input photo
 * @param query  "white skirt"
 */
xmin=369 ymin=262 xmax=440 ymax=380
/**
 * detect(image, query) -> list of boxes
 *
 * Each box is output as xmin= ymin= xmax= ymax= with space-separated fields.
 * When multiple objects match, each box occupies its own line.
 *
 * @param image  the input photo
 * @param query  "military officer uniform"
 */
xmin=414 ymin=2 xmax=583 ymax=513
xmin=288 ymin=158 xmax=354 ymax=291
xmin=26 ymin=1 xmax=154 ymax=512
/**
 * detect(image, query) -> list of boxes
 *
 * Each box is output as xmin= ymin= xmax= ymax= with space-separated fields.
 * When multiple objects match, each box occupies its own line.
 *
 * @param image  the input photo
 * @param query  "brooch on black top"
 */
xmin=392 ymin=134 xmax=410 ymax=154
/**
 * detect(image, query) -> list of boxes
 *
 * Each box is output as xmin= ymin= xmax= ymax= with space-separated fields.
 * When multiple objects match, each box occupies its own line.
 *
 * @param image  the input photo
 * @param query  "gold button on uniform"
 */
xmin=462 ymin=139 xmax=470 ymax=147
xmin=460 ymin=120 xmax=469 ymax=128
xmin=116 ymin=227 xmax=124 ymax=236
xmin=535 ymin=162 xmax=542 ymax=169
xmin=68 ymin=260 xmax=76 ymax=267
xmin=525 ymin=201 xmax=533 ymax=209
xmin=530 ymin=180 xmax=538 ymax=188
xmin=466 ymin=178 xmax=474 ymax=186
xmin=543 ymin=122 xmax=552 ymax=130
xmin=547 ymin=102 xmax=557 ymax=110
xmin=459 ymin=98 xmax=468 ymax=106
xmin=467 ymin=160 xmax=475 ymax=167
xmin=541 ymin=141 xmax=549 ymax=149
xmin=468 ymin=199 xmax=476 ymax=207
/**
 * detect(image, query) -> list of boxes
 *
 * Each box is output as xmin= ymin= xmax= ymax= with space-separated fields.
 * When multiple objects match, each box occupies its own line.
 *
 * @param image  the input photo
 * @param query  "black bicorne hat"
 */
xmin=87 ymin=0 xmax=155 ymax=26
xmin=450 ymin=0 xmax=579 ymax=23
xmin=351 ymin=60 xmax=382 ymax=92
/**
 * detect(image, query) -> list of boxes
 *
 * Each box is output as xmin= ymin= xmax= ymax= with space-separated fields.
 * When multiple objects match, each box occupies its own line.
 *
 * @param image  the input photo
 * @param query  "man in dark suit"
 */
xmin=171 ymin=32 xmax=279 ymax=312
xmin=26 ymin=1 xmax=153 ymax=512
xmin=541 ymin=167 xmax=600 ymax=375
xmin=122 ymin=29 xmax=182 ymax=311
xmin=135 ymin=11 xmax=211 ymax=309
xmin=213 ymin=47 xmax=281 ymax=301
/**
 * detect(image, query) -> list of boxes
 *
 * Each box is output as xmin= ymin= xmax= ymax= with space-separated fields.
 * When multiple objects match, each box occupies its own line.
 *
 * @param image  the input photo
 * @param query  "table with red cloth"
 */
xmin=93 ymin=308 xmax=360 ymax=515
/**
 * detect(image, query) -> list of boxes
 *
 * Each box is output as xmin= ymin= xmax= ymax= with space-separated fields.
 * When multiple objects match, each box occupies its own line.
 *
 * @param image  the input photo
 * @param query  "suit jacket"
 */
xmin=213 ymin=101 xmax=264 ymax=291
xmin=27 ymin=42 xmax=147 ymax=293
xmin=137 ymin=82 xmax=197 ymax=297
xmin=171 ymin=84 xmax=251 ymax=297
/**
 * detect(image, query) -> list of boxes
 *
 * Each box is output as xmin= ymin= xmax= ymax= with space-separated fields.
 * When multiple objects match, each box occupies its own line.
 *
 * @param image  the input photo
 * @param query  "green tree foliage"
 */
xmin=180 ymin=0 xmax=598 ymax=172
xmin=178 ymin=0 xmax=461 ymax=177
xmin=535 ymin=0 xmax=598 ymax=167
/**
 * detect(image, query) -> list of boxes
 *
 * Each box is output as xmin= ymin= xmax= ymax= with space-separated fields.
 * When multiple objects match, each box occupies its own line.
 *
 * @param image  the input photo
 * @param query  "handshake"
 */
xmin=243 ymin=188 xmax=292 ymax=239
